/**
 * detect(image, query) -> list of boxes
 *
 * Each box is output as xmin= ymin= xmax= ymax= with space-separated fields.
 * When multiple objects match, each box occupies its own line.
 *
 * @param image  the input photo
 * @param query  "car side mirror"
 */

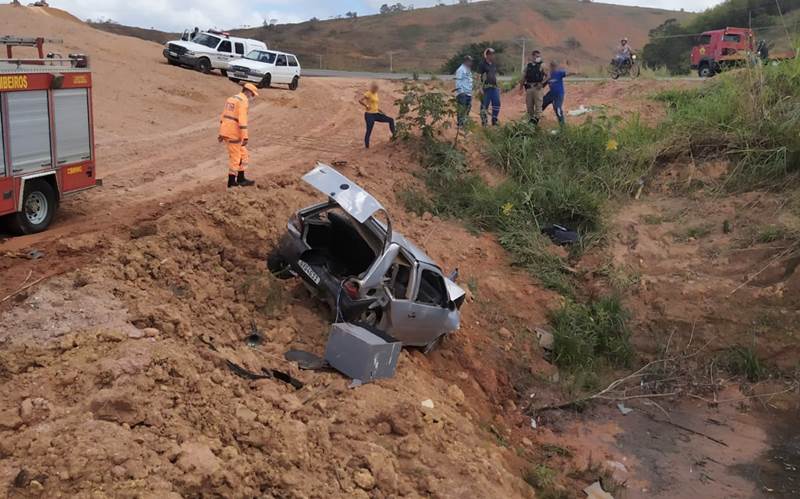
xmin=447 ymin=300 xmax=456 ymax=311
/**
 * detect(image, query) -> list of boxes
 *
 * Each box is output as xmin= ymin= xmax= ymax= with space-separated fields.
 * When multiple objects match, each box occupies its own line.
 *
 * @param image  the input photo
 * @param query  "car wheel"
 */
xmin=259 ymin=73 xmax=272 ymax=89
xmin=698 ymin=64 xmax=714 ymax=78
xmin=220 ymin=69 xmax=228 ymax=77
xmin=289 ymin=76 xmax=299 ymax=91
xmin=167 ymin=59 xmax=179 ymax=66
xmin=356 ymin=308 xmax=382 ymax=327
xmin=197 ymin=58 xmax=212 ymax=74
xmin=423 ymin=334 xmax=444 ymax=354
xmin=8 ymin=180 xmax=57 ymax=235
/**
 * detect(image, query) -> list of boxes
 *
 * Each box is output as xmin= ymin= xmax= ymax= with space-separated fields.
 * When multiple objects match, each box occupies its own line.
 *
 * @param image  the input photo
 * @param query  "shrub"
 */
xmin=720 ymin=346 xmax=767 ymax=382
xmin=549 ymin=296 xmax=633 ymax=371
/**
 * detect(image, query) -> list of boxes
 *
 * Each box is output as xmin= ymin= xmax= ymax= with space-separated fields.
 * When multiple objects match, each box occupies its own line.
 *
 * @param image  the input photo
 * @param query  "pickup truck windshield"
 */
xmin=246 ymin=50 xmax=276 ymax=64
xmin=193 ymin=34 xmax=221 ymax=49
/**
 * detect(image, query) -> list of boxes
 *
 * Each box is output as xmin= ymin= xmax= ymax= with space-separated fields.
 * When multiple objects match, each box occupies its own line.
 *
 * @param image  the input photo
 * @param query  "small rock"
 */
xmin=353 ymin=468 xmax=376 ymax=490
xmin=421 ymin=212 xmax=433 ymax=222
xmin=143 ymin=328 xmax=160 ymax=338
xmin=19 ymin=398 xmax=51 ymax=425
xmin=535 ymin=327 xmax=555 ymax=351
xmin=375 ymin=422 xmax=392 ymax=435
xmin=0 ymin=409 xmax=23 ymax=431
xmin=420 ymin=399 xmax=435 ymax=409
xmin=446 ymin=385 xmax=465 ymax=405
xmin=127 ymin=329 xmax=145 ymax=339
xmin=522 ymin=437 xmax=533 ymax=447
xmin=498 ymin=327 xmax=513 ymax=340
xmin=235 ymin=405 xmax=257 ymax=423
xmin=29 ymin=480 xmax=43 ymax=492
xmin=503 ymin=399 xmax=517 ymax=412
xmin=13 ymin=469 xmax=30 ymax=488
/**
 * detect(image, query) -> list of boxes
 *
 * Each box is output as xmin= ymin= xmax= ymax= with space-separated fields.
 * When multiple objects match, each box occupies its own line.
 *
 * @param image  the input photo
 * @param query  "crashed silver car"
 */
xmin=268 ymin=164 xmax=466 ymax=349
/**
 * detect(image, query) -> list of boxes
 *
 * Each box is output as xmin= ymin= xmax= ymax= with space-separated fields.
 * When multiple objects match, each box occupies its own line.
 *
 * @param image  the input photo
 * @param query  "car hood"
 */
xmin=302 ymin=163 xmax=384 ymax=224
xmin=167 ymin=40 xmax=211 ymax=52
xmin=229 ymin=58 xmax=269 ymax=69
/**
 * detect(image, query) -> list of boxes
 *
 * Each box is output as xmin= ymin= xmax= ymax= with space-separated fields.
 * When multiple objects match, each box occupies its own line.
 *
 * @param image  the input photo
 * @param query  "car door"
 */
xmin=288 ymin=55 xmax=301 ymax=79
xmin=386 ymin=265 xmax=451 ymax=346
xmin=215 ymin=39 xmax=234 ymax=68
xmin=274 ymin=54 xmax=290 ymax=84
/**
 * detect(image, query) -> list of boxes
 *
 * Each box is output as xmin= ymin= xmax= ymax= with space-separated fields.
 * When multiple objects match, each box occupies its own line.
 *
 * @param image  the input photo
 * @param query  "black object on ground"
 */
xmin=541 ymin=224 xmax=580 ymax=245
xmin=284 ymin=349 xmax=330 ymax=371
xmin=245 ymin=321 xmax=264 ymax=347
xmin=225 ymin=360 xmax=304 ymax=390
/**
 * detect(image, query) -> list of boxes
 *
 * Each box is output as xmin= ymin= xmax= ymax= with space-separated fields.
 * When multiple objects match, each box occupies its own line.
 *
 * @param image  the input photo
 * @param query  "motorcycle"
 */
xmin=609 ymin=53 xmax=641 ymax=79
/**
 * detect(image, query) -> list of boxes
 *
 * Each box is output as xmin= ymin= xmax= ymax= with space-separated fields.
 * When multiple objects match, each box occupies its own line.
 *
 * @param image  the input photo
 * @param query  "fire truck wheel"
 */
xmin=9 ymin=181 xmax=57 ymax=235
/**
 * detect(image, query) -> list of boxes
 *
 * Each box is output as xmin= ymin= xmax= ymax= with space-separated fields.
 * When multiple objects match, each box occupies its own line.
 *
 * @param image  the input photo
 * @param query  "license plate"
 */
xmin=169 ymin=51 xmax=177 ymax=57
xmin=297 ymin=260 xmax=321 ymax=285
xmin=234 ymin=72 xmax=247 ymax=79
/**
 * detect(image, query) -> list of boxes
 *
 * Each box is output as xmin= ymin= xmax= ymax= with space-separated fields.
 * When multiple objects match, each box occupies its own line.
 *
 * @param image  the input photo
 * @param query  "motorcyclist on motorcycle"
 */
xmin=613 ymin=37 xmax=633 ymax=68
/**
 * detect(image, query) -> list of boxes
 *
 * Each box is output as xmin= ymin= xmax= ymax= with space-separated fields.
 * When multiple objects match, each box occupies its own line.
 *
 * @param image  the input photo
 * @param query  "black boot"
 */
xmin=227 ymin=174 xmax=238 ymax=188
xmin=237 ymin=171 xmax=255 ymax=187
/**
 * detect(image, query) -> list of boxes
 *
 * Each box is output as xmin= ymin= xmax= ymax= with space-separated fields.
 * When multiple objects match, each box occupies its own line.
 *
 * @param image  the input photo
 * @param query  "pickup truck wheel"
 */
xmin=167 ymin=59 xmax=179 ymax=66
xmin=220 ymin=69 xmax=228 ymax=77
xmin=8 ymin=180 xmax=57 ymax=235
xmin=259 ymin=74 xmax=271 ymax=89
xmin=197 ymin=58 xmax=212 ymax=74
xmin=289 ymin=76 xmax=299 ymax=91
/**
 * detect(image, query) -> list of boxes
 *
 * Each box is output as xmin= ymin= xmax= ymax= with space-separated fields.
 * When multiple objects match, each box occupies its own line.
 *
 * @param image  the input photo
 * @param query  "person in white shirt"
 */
xmin=454 ymin=55 xmax=474 ymax=128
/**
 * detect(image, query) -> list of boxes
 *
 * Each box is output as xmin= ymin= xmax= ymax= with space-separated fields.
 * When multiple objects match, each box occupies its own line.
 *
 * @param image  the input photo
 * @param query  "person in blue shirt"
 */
xmin=453 ymin=55 xmax=474 ymax=128
xmin=542 ymin=60 xmax=567 ymax=125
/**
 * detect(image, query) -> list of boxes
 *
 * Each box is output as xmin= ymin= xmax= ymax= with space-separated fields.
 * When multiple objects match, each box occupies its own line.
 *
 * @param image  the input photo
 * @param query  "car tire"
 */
xmin=289 ymin=76 xmax=299 ymax=91
xmin=423 ymin=334 xmax=444 ymax=355
xmin=220 ymin=69 xmax=228 ymax=77
xmin=8 ymin=180 xmax=57 ymax=235
xmin=259 ymin=74 xmax=271 ymax=89
xmin=197 ymin=58 xmax=212 ymax=74
xmin=167 ymin=59 xmax=179 ymax=66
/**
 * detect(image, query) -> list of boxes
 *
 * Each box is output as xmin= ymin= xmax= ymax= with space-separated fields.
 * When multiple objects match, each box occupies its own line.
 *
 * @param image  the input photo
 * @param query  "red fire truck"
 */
xmin=691 ymin=27 xmax=797 ymax=78
xmin=1 ymin=36 xmax=96 ymax=235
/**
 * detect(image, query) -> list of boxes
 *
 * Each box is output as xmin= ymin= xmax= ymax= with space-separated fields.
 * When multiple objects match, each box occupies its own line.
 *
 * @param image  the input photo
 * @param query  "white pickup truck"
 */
xmin=163 ymin=31 xmax=267 ymax=75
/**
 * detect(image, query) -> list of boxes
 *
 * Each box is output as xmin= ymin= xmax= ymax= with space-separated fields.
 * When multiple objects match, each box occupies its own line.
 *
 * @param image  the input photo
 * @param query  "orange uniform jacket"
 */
xmin=219 ymin=92 xmax=249 ymax=142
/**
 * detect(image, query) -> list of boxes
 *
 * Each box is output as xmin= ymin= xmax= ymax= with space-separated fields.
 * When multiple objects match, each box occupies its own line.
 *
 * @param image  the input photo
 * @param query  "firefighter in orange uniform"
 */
xmin=218 ymin=83 xmax=259 ymax=188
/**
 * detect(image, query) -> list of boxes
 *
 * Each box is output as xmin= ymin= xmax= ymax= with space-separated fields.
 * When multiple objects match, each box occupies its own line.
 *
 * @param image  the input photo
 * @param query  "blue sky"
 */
xmin=57 ymin=0 xmax=725 ymax=31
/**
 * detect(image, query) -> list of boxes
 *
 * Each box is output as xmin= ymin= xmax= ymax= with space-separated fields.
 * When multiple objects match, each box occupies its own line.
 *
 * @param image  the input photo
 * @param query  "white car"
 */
xmin=163 ymin=31 xmax=268 ymax=75
xmin=227 ymin=50 xmax=302 ymax=90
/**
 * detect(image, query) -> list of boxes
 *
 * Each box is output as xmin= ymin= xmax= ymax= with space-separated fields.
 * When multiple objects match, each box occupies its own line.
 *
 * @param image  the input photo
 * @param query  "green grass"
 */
xmin=720 ymin=346 xmax=767 ymax=382
xmin=549 ymin=296 xmax=633 ymax=372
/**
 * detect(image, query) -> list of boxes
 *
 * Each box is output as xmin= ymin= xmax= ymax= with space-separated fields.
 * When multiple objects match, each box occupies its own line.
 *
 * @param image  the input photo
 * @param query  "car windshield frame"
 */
xmin=193 ymin=33 xmax=221 ymax=49
xmin=245 ymin=50 xmax=277 ymax=64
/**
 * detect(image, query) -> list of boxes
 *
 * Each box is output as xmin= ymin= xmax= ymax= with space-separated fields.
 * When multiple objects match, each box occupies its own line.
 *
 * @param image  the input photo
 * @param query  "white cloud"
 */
xmin=55 ymin=0 xmax=302 ymax=31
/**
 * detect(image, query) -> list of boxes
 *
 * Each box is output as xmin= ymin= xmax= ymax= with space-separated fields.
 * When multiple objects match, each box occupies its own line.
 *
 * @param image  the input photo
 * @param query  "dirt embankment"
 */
xmin=1 ymin=6 xmax=798 ymax=499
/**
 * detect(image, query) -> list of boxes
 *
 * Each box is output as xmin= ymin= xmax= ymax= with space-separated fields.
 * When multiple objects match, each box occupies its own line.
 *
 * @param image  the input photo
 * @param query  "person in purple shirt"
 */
xmin=542 ymin=60 xmax=567 ymax=125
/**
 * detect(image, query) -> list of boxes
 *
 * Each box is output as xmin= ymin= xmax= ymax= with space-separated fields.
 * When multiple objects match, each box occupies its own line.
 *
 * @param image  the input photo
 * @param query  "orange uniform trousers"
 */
xmin=223 ymin=139 xmax=249 ymax=176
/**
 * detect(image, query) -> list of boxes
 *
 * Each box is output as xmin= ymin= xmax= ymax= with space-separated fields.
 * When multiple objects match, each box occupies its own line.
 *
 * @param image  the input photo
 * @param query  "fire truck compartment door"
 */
xmin=0 ymin=108 xmax=14 ymax=216
xmin=7 ymin=91 xmax=52 ymax=176
xmin=53 ymin=89 xmax=95 ymax=192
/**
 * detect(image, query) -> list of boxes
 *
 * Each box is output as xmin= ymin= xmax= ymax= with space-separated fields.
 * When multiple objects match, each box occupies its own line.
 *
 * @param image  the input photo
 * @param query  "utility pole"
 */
xmin=517 ymin=38 xmax=527 ymax=73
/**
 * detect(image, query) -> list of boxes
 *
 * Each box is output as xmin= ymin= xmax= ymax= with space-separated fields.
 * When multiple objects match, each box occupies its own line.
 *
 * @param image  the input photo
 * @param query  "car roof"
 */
xmin=391 ymin=231 xmax=437 ymax=266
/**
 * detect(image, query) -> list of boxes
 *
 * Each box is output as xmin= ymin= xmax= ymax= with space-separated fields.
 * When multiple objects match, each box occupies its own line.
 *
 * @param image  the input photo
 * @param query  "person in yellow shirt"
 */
xmin=358 ymin=82 xmax=396 ymax=149
xmin=218 ymin=83 xmax=259 ymax=188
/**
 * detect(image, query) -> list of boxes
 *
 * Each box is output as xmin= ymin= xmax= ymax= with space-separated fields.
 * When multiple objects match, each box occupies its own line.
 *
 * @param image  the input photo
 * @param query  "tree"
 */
xmin=440 ymin=41 xmax=509 ymax=74
xmin=345 ymin=11 xmax=358 ymax=18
